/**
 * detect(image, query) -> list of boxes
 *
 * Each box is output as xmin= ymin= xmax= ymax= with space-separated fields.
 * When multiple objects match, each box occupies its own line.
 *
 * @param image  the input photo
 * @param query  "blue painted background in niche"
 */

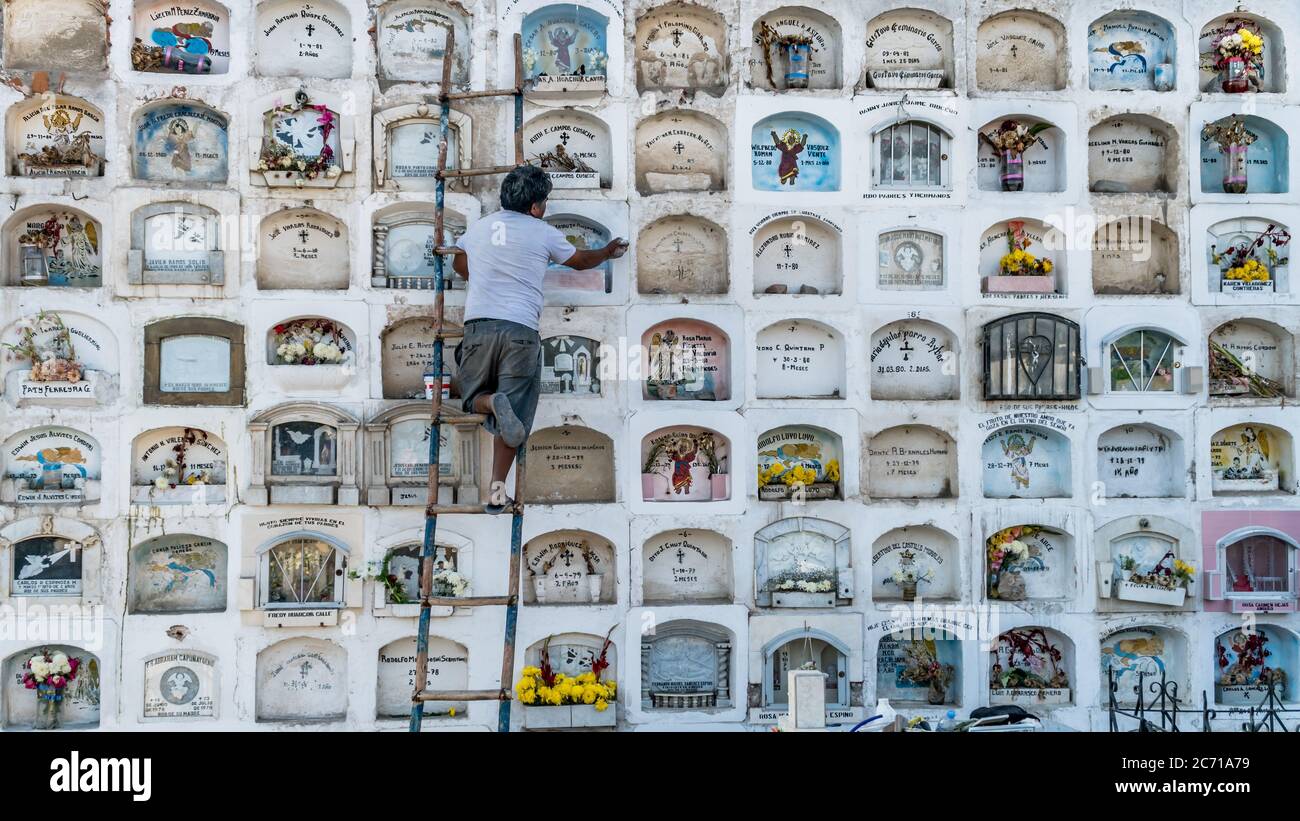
xmin=1087 ymin=11 xmax=1175 ymax=91
xmin=980 ymin=426 xmax=1071 ymax=499
xmin=751 ymin=113 xmax=840 ymax=192
xmin=134 ymin=103 xmax=229 ymax=183
xmin=1200 ymin=116 xmax=1289 ymax=194
xmin=521 ymin=5 xmax=609 ymax=78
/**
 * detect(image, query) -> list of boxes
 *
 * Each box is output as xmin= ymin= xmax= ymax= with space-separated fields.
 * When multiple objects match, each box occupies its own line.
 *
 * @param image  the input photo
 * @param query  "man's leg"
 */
xmin=472 ymin=393 xmax=517 ymax=489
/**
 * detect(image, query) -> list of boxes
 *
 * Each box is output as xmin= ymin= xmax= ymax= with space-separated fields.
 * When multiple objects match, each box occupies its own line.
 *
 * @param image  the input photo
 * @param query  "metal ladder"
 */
xmin=409 ymin=29 xmax=526 ymax=734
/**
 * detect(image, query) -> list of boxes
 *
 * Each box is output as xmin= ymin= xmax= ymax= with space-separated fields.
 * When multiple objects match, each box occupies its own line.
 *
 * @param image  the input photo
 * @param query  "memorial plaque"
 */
xmin=10 ymin=95 xmax=105 ymax=177
xmin=1101 ymin=628 xmax=1179 ymax=702
xmin=521 ymin=426 xmax=615 ymax=505
xmin=256 ymin=0 xmax=353 ymax=79
xmin=13 ymin=211 xmax=102 ymax=286
xmin=1092 ymin=218 xmax=1178 ymax=295
xmin=751 ymin=114 xmax=840 ymax=192
xmin=377 ymin=637 xmax=467 ymax=717
xmin=634 ymin=4 xmax=726 ymax=92
xmin=1215 ymin=626 xmax=1292 ymax=704
xmin=132 ymin=0 xmax=231 ymax=75
xmin=256 ymin=638 xmax=347 ymax=722
xmin=524 ymin=111 xmax=610 ymax=189
xmin=867 ymin=425 xmax=955 ymax=499
xmin=1211 ymin=322 xmax=1285 ymax=392
xmin=877 ymin=633 xmax=960 ymax=704
xmin=544 ymin=215 xmax=610 ymax=292
xmin=376 ymin=0 xmax=471 ymax=86
xmin=754 ymin=518 xmax=850 ymax=606
xmin=133 ymin=102 xmax=229 ymax=183
xmin=863 ymin=9 xmax=952 ymax=89
xmin=754 ymin=320 xmax=843 ymax=399
xmin=541 ymin=336 xmax=600 ymax=395
xmin=11 ymin=536 xmax=82 ymax=596
xmin=981 ymin=425 xmax=1070 ymax=499
xmin=159 ymin=335 xmax=231 ymax=393
xmin=638 ymin=215 xmax=727 ymax=295
xmin=1087 ymin=12 xmax=1175 ymax=91
xmin=129 ymin=534 xmax=227 ymax=613
xmin=259 ymin=208 xmax=349 ymax=290
xmin=987 ymin=528 xmax=1070 ymax=601
xmin=389 ymin=417 xmax=451 ymax=478
xmin=1211 ymin=424 xmax=1282 ymax=492
xmin=142 ymin=208 xmax=216 ymax=275
xmin=870 ymin=320 xmax=957 ymax=400
xmin=3 ymin=312 xmax=115 ymax=378
xmin=521 ymin=4 xmax=609 ymax=79
xmin=978 ymin=219 xmax=1060 ymax=280
xmin=976 ymin=11 xmax=1065 ymax=91
xmin=382 ymin=318 xmax=445 ymax=399
xmin=871 ymin=526 xmax=958 ymax=601
xmin=133 ymin=426 xmax=228 ymax=491
xmin=144 ymin=651 xmax=217 ymax=718
xmin=641 ymin=528 xmax=731 ymax=603
xmin=877 ymin=229 xmax=944 ymax=290
xmin=752 ymin=214 xmax=840 ymax=295
xmin=748 ymin=9 xmax=840 ymax=90
xmin=3 ymin=0 xmax=107 ymax=72
xmin=3 ymin=426 xmax=100 ymax=503
xmin=523 ymin=530 xmax=615 ymax=604
xmin=642 ymin=319 xmax=730 ymax=401
xmin=1088 ymin=117 xmax=1169 ymax=193
xmin=636 ymin=111 xmax=726 ymax=194
xmin=1097 ymin=424 xmax=1180 ymax=498
xmin=382 ymin=543 xmax=456 ymax=602
xmin=389 ymin=120 xmax=457 ymax=183
xmin=272 ymin=422 xmax=338 ymax=476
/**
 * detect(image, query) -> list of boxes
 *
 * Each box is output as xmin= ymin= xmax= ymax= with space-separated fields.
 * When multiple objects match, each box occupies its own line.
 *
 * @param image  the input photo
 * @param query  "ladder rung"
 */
xmin=415 ymin=689 xmax=509 ymax=703
xmin=422 ymin=595 xmax=515 ymax=607
xmin=434 ymin=246 xmax=465 ymax=255
xmin=440 ymin=165 xmax=518 ymax=179
xmin=443 ymin=88 xmax=522 ymax=101
xmin=426 ymin=503 xmax=487 ymax=515
xmin=434 ymin=327 xmax=464 ymax=338
xmin=434 ymin=411 xmax=486 ymax=424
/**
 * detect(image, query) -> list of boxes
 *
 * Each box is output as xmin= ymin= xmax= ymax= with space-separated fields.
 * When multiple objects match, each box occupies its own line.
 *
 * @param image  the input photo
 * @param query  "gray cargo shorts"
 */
xmin=453 ymin=318 xmax=542 ymax=439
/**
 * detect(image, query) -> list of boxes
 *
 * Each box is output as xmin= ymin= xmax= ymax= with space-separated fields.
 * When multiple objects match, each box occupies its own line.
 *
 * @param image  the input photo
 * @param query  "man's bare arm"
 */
xmin=562 ymin=238 xmax=628 ymax=270
xmin=451 ymin=249 xmax=469 ymax=280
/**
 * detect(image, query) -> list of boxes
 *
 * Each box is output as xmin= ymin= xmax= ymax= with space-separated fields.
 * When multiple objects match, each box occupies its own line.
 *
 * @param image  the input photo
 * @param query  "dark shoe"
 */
xmin=490 ymin=392 xmax=527 ymax=448
xmin=484 ymin=496 xmax=516 ymax=515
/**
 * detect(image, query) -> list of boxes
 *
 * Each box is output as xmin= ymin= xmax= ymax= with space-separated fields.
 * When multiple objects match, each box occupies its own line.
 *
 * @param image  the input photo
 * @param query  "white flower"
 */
xmin=326 ymin=165 xmax=341 ymax=179
xmin=154 ymin=477 xmax=169 ymax=490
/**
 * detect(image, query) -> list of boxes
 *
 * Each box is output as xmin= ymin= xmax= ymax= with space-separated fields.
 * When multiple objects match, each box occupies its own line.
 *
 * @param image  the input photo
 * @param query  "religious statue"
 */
xmin=770 ymin=128 xmax=808 ymax=185
xmin=669 ymin=437 xmax=698 ymax=495
xmin=549 ymin=26 xmax=578 ymax=72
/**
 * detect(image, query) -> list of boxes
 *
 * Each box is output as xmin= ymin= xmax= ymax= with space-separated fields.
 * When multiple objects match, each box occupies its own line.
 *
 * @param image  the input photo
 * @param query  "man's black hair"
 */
xmin=500 ymin=164 xmax=553 ymax=213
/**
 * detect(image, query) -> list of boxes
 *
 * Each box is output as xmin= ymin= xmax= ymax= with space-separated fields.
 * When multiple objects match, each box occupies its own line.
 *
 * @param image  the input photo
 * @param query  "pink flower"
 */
xmin=49 ymin=675 xmax=65 ymax=688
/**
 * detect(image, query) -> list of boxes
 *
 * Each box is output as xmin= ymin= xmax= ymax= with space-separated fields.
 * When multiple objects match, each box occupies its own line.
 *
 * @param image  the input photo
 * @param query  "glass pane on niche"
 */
xmin=159 ymin=335 xmax=231 ymax=392
xmin=267 ymin=538 xmax=336 ymax=605
xmin=144 ymin=212 xmax=212 ymax=272
xmin=272 ymin=422 xmax=338 ymax=476
xmin=12 ymin=536 xmax=82 ymax=596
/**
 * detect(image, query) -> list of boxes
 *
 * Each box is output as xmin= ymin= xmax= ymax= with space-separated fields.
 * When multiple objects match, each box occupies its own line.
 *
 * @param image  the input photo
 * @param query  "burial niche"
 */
xmin=976 ymin=117 xmax=1064 ymax=194
xmin=638 ymin=215 xmax=727 ymax=295
xmin=375 ymin=0 xmax=471 ymax=87
xmin=634 ymin=3 xmax=727 ymax=94
xmin=754 ymin=518 xmax=851 ymax=608
xmin=989 ymin=627 xmax=1072 ymax=706
xmin=520 ymin=632 xmax=618 ymax=728
xmin=129 ymin=203 xmax=224 ymax=286
xmin=373 ymin=104 xmax=470 ymax=191
xmin=1088 ymin=115 xmax=1174 ymax=194
xmin=365 ymin=404 xmax=479 ymax=507
xmin=876 ymin=629 xmax=960 ymax=706
xmin=1087 ymin=11 xmax=1176 ymax=91
xmin=2 ymin=646 xmax=100 ymax=729
xmin=2 ymin=311 xmax=118 ymax=407
xmin=979 ymin=218 xmax=1064 ymax=295
xmin=871 ymin=526 xmax=959 ymax=602
xmin=752 ymin=214 xmax=841 ymax=295
xmin=2 ymin=517 xmax=100 ymax=599
xmin=130 ymin=426 xmax=228 ymax=506
xmin=1210 ymin=423 xmax=1290 ymax=495
xmin=143 ymin=650 xmax=217 ymax=719
xmin=523 ymin=109 xmax=611 ymax=189
xmin=259 ymin=207 xmax=349 ymax=290
xmin=521 ymin=3 xmax=610 ymax=97
xmin=143 ymin=317 xmax=245 ymax=406
xmin=131 ymin=0 xmax=231 ymax=74
xmin=253 ymin=90 xmax=353 ymax=188
xmin=761 ymin=629 xmax=850 ymax=709
xmin=255 ymin=0 xmax=353 ymax=79
xmin=878 ymin=228 xmax=945 ymax=290
xmin=128 ymin=534 xmax=227 ymax=614
xmin=641 ymin=620 xmax=733 ymax=710
xmin=757 ymin=425 xmax=841 ymax=502
xmin=863 ymin=8 xmax=953 ymax=90
xmin=986 ymin=525 xmax=1072 ymax=603
xmin=754 ymin=320 xmax=844 ymax=399
xmin=3 ymin=0 xmax=107 ymax=72
xmin=749 ymin=7 xmax=841 ymax=91
xmin=641 ymin=529 xmax=732 ymax=604
xmin=1207 ymin=218 xmax=1291 ymax=296
xmin=256 ymin=638 xmax=347 ymax=722
xmin=975 ymin=10 xmax=1066 ymax=91
xmin=1200 ymin=115 xmax=1288 ymax=195
xmin=1102 ymin=525 xmax=1194 ymax=609
xmin=132 ymin=100 xmax=229 ymax=183
xmin=7 ymin=94 xmax=105 ymax=177
xmin=1208 ymin=528 xmax=1299 ymax=612
xmin=372 ymin=204 xmax=464 ymax=290
xmin=1198 ymin=14 xmax=1285 ymax=93
xmin=248 ymin=403 xmax=360 ymax=505
xmin=2 ymin=426 xmax=101 ymax=505
xmin=642 ymin=318 xmax=730 ymax=401
xmin=373 ymin=541 xmax=464 ymax=613
xmin=871 ymin=120 xmax=953 ymax=190
xmin=1091 ymin=217 xmax=1178 ymax=295
xmin=869 ymin=319 xmax=958 ymax=400
xmin=1101 ymin=328 xmax=1186 ymax=394
xmin=521 ymin=425 xmax=615 ymax=505
xmin=982 ymin=313 xmax=1081 ymax=400
xmin=4 ymin=207 xmax=102 ymax=287
xmin=545 ymin=214 xmax=612 ymax=293
xmin=523 ymin=529 xmax=616 ymax=605
xmin=1209 ymin=320 xmax=1292 ymax=399
xmin=641 ymin=426 xmax=729 ymax=503
xmin=751 ymin=112 xmax=840 ymax=192
xmin=1214 ymin=626 xmax=1296 ymax=705
xmin=1096 ymin=424 xmax=1184 ymax=498
xmin=542 ymin=335 xmax=601 ymax=395
xmin=982 ymin=424 xmax=1071 ymax=499
xmin=265 ymin=317 xmax=357 ymax=392
xmin=635 ymin=110 xmax=726 ymax=195
xmin=867 ymin=425 xmax=956 ymax=499
xmin=377 ymin=637 xmax=467 ymax=719
xmin=1101 ymin=627 xmax=1186 ymax=706
xmin=381 ymin=317 xmax=456 ymax=399
xmin=257 ymin=531 xmax=353 ymax=611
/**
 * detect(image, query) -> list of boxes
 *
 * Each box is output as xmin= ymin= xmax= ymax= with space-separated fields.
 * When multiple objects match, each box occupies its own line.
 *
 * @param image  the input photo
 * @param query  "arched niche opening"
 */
xmin=876 ymin=628 xmax=961 ymax=706
xmin=255 ymin=637 xmax=347 ymax=722
xmin=752 ymin=213 xmax=841 ymax=295
xmin=1209 ymin=319 xmax=1294 ymax=399
xmin=3 ymin=0 xmax=107 ymax=72
xmin=255 ymin=530 xmax=355 ymax=612
xmin=641 ymin=318 xmax=730 ymax=401
xmin=634 ymin=3 xmax=727 ymax=94
xmin=871 ymin=525 xmax=959 ymax=602
xmin=372 ymin=203 xmax=465 ymax=291
xmin=521 ymin=3 xmax=610 ymax=95
xmin=640 ymin=425 xmax=730 ymax=502
xmin=522 ymin=109 xmax=612 ymax=190
xmin=878 ymin=227 xmax=945 ymax=290
xmin=635 ymin=109 xmax=726 ymax=194
xmin=253 ymin=89 xmax=352 ymax=189
xmin=641 ymin=528 xmax=732 ymax=604
xmin=980 ymin=215 xmax=1066 ymax=292
xmin=521 ymin=632 xmax=618 ymax=727
xmin=1091 ymin=217 xmax=1178 ymax=295
xmin=757 ymin=425 xmax=842 ymax=502
xmin=131 ymin=0 xmax=231 ymax=75
xmin=1198 ymin=14 xmax=1285 ymax=93
xmin=1101 ymin=626 xmax=1187 ymax=706
xmin=751 ymin=112 xmax=840 ymax=192
xmin=7 ymin=94 xmax=105 ymax=177
xmin=364 ymin=405 xmax=476 ymax=507
xmin=975 ymin=10 xmax=1066 ymax=91
xmin=377 ymin=636 xmax=466 ymax=719
xmin=130 ymin=426 xmax=229 ymax=506
xmin=1210 ymin=423 xmax=1293 ymax=495
xmin=1 ymin=517 xmax=100 ymax=600
xmin=373 ymin=540 xmax=465 ymax=613
xmin=248 ymin=402 xmax=360 ymax=505
xmin=749 ymin=7 xmax=841 ymax=91
xmin=642 ymin=619 xmax=733 ymax=710
xmin=3 ymin=206 xmax=102 ymax=287
xmin=1087 ymin=11 xmax=1176 ymax=91
xmin=976 ymin=115 xmax=1064 ymax=193
xmin=2 ymin=311 xmax=119 ymax=407
xmin=1200 ymin=115 xmax=1288 ymax=194
xmin=863 ymin=8 xmax=953 ymax=90
xmin=985 ymin=525 xmax=1073 ymax=602
xmin=1 ymin=426 xmax=102 ymax=504
xmin=1088 ymin=115 xmax=1175 ymax=194
xmin=989 ymin=627 xmax=1073 ymax=705
xmin=373 ymin=104 xmax=470 ymax=192
xmin=638 ymin=215 xmax=728 ymax=295
xmin=982 ymin=312 xmax=1082 ymax=400
xmin=129 ymin=202 xmax=224 ymax=287
xmin=1100 ymin=327 xmax=1188 ymax=395
xmin=131 ymin=99 xmax=230 ymax=184
xmin=521 ymin=425 xmax=615 ymax=505
xmin=258 ymin=207 xmax=350 ymax=290
xmin=255 ymin=0 xmax=353 ymax=79
xmin=265 ymin=316 xmax=358 ymax=393
xmin=1215 ymin=625 xmax=1297 ymax=705
xmin=754 ymin=319 xmax=844 ymax=399
xmin=1207 ymin=527 xmax=1300 ymax=613
xmin=1206 ymin=217 xmax=1291 ymax=296
xmin=981 ymin=424 xmax=1071 ymax=499
xmin=1096 ymin=423 xmax=1185 ymax=498
xmin=869 ymin=319 xmax=958 ymax=400
xmin=376 ymin=0 xmax=471 ymax=88
xmin=760 ymin=629 xmax=851 ymax=709
xmin=128 ymin=533 xmax=227 ymax=613
xmin=541 ymin=334 xmax=602 ymax=396
xmin=866 ymin=425 xmax=956 ymax=499
xmin=523 ymin=529 xmax=616 ymax=605
xmin=871 ymin=119 xmax=954 ymax=191
xmin=544 ymin=213 xmax=613 ymax=293
xmin=2 ymin=646 xmax=101 ymax=729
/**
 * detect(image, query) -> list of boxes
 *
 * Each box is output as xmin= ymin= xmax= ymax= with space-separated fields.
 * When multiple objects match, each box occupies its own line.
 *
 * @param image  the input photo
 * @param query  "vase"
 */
xmin=927 ymin=679 xmax=947 ymax=705
xmin=1221 ymin=56 xmax=1250 ymax=93
xmin=783 ymin=42 xmax=810 ymax=89
xmin=1153 ymin=62 xmax=1174 ymax=92
xmin=35 ymin=683 xmax=62 ymax=730
xmin=997 ymin=570 xmax=1027 ymax=601
xmin=1222 ymin=144 xmax=1248 ymax=194
xmin=902 ymin=582 xmax=917 ymax=601
xmin=586 ymin=573 xmax=603 ymax=603
xmin=1000 ymin=149 xmax=1024 ymax=192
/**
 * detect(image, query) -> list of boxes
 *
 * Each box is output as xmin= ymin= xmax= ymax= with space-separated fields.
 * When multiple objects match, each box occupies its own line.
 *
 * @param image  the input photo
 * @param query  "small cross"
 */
xmin=299 ymin=661 xmax=312 ymax=678
xmin=559 ymin=548 xmax=574 ymax=568
xmin=671 ymin=29 xmax=683 ymax=47
xmin=305 ymin=23 xmax=315 ymax=37
xmin=672 ymin=237 xmax=684 ymax=253
xmin=559 ymin=131 xmax=570 ymax=146
xmin=1010 ymin=45 xmax=1018 ymax=59
xmin=298 ymin=229 xmax=310 ymax=244
xmin=782 ymin=243 xmax=793 ymax=258
xmin=676 ymin=548 xmax=686 ymax=564
xmin=673 ymin=142 xmax=686 ymax=155
xmin=899 ymin=338 xmax=914 ymax=361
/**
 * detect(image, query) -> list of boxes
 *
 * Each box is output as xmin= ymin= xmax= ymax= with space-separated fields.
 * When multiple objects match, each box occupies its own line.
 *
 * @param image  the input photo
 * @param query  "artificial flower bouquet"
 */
xmin=516 ymin=631 xmax=617 ymax=728
xmin=2 ymin=311 xmax=82 ymax=383
xmin=273 ymin=318 xmax=351 ymax=365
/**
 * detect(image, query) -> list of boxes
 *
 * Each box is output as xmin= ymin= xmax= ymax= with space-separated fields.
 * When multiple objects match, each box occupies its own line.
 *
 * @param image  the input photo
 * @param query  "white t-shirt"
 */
xmin=456 ymin=210 xmax=576 ymax=330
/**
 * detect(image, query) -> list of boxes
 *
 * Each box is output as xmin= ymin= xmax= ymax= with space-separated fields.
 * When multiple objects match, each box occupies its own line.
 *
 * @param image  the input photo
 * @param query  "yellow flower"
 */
xmin=1041 ymin=259 xmax=1052 ymax=273
xmin=448 ymin=708 xmax=457 ymax=717
xmin=594 ymin=699 xmax=609 ymax=712
xmin=824 ymin=460 xmax=840 ymax=483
